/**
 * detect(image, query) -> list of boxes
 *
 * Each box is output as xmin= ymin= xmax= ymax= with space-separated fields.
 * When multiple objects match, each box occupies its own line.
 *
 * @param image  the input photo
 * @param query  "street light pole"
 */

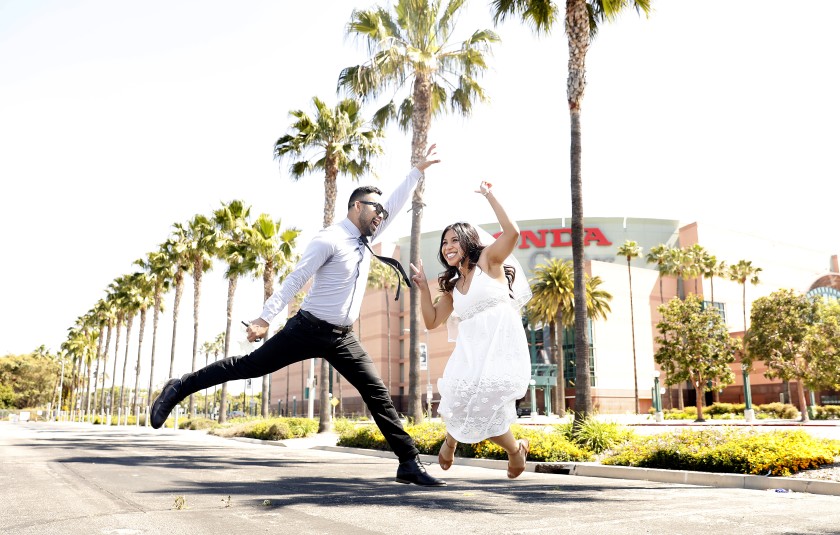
xmin=56 ymin=359 xmax=65 ymax=422
xmin=653 ymin=370 xmax=663 ymax=422
xmin=742 ymin=364 xmax=754 ymax=422
xmin=424 ymin=329 xmax=432 ymax=419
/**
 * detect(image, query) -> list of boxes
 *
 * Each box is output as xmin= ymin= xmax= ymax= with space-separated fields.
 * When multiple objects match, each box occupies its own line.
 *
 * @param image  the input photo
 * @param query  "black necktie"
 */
xmin=359 ymin=236 xmax=411 ymax=301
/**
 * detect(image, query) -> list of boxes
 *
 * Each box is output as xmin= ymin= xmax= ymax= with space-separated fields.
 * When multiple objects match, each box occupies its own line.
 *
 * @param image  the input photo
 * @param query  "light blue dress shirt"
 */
xmin=260 ymin=168 xmax=422 ymax=327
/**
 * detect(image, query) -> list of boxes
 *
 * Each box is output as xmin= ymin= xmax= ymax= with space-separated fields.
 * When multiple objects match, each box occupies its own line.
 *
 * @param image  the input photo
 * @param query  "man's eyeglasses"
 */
xmin=358 ymin=200 xmax=389 ymax=220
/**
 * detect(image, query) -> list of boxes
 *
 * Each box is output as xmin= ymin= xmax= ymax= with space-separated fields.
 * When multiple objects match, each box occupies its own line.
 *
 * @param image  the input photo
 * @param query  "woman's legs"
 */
xmin=438 ymin=432 xmax=457 ymax=470
xmin=489 ymin=429 xmax=529 ymax=478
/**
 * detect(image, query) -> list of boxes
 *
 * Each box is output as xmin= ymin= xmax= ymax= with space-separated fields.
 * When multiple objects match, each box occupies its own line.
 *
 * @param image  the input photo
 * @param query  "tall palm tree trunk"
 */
xmin=189 ymin=265 xmax=204 ymax=418
xmin=98 ymin=323 xmax=112 ymax=415
xmin=318 ymin=169 xmax=339 ymax=431
xmin=408 ymin=73 xmax=432 ymax=424
xmin=146 ymin=291 xmax=162 ymax=421
xmin=627 ymin=261 xmax=639 ymax=414
xmin=85 ymin=354 xmax=94 ymax=421
xmin=119 ymin=315 xmax=134 ymax=421
xmin=168 ymin=274 xmax=184 ymax=378
xmin=262 ymin=264 xmax=276 ymax=420
xmin=90 ymin=332 xmax=104 ymax=418
xmin=221 ymin=276 xmax=237 ymax=422
xmin=219 ymin=299 xmax=233 ymax=424
xmin=568 ymin=0 xmax=592 ymax=422
xmin=553 ymin=321 xmax=566 ymax=416
xmin=68 ymin=357 xmax=80 ymax=419
xmin=108 ymin=322 xmax=122 ymax=420
xmin=132 ymin=308 xmax=147 ymax=419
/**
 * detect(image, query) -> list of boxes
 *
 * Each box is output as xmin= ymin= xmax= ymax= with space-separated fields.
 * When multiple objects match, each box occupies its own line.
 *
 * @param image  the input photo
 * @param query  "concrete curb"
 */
xmin=318 ymin=445 xmax=840 ymax=497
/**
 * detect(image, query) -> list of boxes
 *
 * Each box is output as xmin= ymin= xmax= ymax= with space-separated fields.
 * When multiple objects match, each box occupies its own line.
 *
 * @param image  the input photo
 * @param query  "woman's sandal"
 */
xmin=438 ymin=436 xmax=457 ymax=470
xmin=506 ymin=438 xmax=530 ymax=479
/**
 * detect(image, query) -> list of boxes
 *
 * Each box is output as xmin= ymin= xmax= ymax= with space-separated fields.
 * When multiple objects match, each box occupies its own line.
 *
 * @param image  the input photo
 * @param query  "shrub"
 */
xmin=756 ymin=402 xmax=800 ymax=420
xmin=336 ymin=422 xmax=594 ymax=462
xmin=181 ymin=417 xmax=216 ymax=431
xmin=602 ymin=428 xmax=840 ymax=476
xmin=207 ymin=417 xmax=316 ymax=440
xmin=337 ymin=424 xmax=390 ymax=451
xmin=283 ymin=417 xmax=318 ymax=437
xmin=707 ymin=402 xmax=745 ymax=416
xmin=813 ymin=405 xmax=840 ymax=420
xmin=246 ymin=420 xmax=292 ymax=440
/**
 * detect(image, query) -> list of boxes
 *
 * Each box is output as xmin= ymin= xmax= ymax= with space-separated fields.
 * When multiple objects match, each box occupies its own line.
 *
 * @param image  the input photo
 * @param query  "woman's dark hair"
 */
xmin=436 ymin=222 xmax=515 ymax=295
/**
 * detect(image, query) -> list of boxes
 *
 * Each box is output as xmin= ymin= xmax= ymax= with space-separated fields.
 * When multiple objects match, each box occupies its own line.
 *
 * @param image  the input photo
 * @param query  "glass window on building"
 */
xmin=702 ymin=300 xmax=726 ymax=323
xmin=561 ymin=323 xmax=596 ymax=387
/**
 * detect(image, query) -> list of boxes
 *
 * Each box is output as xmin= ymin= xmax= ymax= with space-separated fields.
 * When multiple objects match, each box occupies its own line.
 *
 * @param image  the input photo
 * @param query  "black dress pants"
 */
xmin=179 ymin=311 xmax=419 ymax=462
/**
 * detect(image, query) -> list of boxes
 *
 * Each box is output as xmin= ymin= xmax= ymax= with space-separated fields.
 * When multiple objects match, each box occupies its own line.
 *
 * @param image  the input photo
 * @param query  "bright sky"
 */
xmin=2 ymin=1 xmax=838 ymax=391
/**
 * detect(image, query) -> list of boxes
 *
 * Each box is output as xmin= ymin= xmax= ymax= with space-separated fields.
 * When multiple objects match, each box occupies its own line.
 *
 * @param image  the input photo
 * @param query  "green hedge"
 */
xmin=813 ymin=405 xmax=840 ymax=420
xmin=336 ymin=421 xmax=594 ymax=462
xmin=206 ymin=417 xmax=318 ymax=440
xmin=602 ymin=428 xmax=840 ymax=476
xmin=655 ymin=402 xmax=801 ymax=420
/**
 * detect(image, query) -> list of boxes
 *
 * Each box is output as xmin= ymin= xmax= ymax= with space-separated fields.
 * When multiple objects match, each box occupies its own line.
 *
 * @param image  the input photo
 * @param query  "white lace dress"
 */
xmin=437 ymin=268 xmax=532 ymax=443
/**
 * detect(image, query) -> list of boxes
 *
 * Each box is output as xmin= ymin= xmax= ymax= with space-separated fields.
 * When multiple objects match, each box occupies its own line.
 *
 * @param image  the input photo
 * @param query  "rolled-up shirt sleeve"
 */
xmin=259 ymin=233 xmax=335 ymax=324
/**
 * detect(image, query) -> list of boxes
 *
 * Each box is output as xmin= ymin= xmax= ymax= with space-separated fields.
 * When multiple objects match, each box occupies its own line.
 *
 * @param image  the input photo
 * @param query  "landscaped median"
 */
xmin=177 ymin=415 xmax=840 ymax=496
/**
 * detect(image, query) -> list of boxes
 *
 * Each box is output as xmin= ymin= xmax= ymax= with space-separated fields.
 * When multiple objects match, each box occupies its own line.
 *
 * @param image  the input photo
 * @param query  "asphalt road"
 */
xmin=3 ymin=421 xmax=840 ymax=535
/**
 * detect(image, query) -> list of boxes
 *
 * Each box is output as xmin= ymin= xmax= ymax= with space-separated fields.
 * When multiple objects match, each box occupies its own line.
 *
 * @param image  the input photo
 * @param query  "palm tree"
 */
xmin=162 ymin=232 xmax=192 ymax=380
xmin=341 ymin=0 xmax=499 ymax=423
xmin=527 ymin=258 xmax=574 ymax=415
xmin=116 ymin=275 xmax=142 ymax=423
xmin=367 ymin=256 xmax=401 ymax=398
xmin=177 ymin=215 xmax=220 ymax=418
xmin=77 ymin=310 xmax=100 ymax=421
xmin=200 ymin=339 xmax=215 ymax=417
xmin=213 ymin=199 xmax=254 ymax=424
xmin=90 ymin=298 xmax=115 ymax=416
xmin=492 ymin=0 xmax=651 ymax=421
xmin=729 ymin=259 xmax=762 ymax=338
xmin=645 ymin=244 xmax=671 ymax=304
xmin=135 ymin=248 xmax=173 ymax=423
xmin=274 ymin=96 xmax=383 ymax=431
xmin=212 ymin=332 xmax=225 ymax=417
xmin=528 ymin=259 xmax=612 ymax=415
xmin=128 ymin=271 xmax=155 ymax=421
xmin=728 ymin=258 xmax=762 ymax=352
xmin=702 ymin=254 xmax=726 ymax=306
xmin=247 ymin=214 xmax=300 ymax=419
xmin=61 ymin=324 xmax=96 ymax=418
xmin=617 ymin=240 xmax=642 ymax=414
xmin=106 ymin=275 xmax=132 ymax=422
xmin=684 ymin=244 xmax=707 ymax=295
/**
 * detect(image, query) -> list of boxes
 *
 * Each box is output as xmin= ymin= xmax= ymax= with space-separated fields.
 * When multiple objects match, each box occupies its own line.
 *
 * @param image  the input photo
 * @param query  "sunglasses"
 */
xmin=358 ymin=200 xmax=389 ymax=220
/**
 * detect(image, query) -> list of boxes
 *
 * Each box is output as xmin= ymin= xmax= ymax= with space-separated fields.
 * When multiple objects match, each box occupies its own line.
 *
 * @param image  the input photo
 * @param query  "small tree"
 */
xmin=744 ymin=289 xmax=837 ymax=422
xmin=655 ymin=295 xmax=737 ymax=422
xmin=808 ymin=299 xmax=840 ymax=393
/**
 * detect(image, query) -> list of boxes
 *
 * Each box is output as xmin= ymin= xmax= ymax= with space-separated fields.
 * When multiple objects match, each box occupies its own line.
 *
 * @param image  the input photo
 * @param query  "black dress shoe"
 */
xmin=395 ymin=456 xmax=446 ymax=486
xmin=150 ymin=377 xmax=183 ymax=429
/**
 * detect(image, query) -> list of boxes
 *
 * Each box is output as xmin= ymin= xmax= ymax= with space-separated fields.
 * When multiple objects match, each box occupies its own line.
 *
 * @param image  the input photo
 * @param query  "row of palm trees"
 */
xmin=271 ymin=0 xmax=654 ymax=426
xmin=620 ymin=240 xmax=762 ymax=412
xmin=57 ymin=202 xmax=299 ymax=424
xmin=57 ymin=0 xmax=659 ymax=427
